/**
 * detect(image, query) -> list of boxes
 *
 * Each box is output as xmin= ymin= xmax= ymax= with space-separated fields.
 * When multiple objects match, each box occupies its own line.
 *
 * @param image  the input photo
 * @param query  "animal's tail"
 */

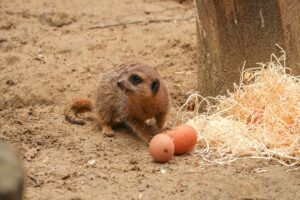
xmin=64 ymin=98 xmax=94 ymax=125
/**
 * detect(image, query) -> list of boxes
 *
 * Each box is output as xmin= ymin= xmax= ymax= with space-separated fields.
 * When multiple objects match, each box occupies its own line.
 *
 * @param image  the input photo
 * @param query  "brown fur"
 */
xmin=95 ymin=63 xmax=170 ymax=141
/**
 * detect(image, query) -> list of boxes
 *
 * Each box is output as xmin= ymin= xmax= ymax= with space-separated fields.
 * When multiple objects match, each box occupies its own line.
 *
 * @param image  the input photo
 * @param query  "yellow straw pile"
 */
xmin=179 ymin=47 xmax=299 ymax=167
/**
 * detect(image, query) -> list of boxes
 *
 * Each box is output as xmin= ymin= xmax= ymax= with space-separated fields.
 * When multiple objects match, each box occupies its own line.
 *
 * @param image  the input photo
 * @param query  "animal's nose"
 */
xmin=117 ymin=80 xmax=122 ymax=88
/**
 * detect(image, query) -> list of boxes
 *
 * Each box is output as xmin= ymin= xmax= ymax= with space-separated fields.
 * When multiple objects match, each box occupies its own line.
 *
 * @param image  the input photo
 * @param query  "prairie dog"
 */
xmin=95 ymin=63 xmax=170 ymax=141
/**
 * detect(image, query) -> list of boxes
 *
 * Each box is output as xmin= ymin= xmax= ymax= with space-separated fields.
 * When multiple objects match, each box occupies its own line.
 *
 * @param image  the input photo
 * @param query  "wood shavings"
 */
xmin=178 ymin=47 xmax=300 ymax=167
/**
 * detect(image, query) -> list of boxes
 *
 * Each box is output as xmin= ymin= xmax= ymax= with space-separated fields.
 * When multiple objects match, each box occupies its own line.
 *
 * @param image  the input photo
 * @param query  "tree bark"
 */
xmin=196 ymin=0 xmax=300 ymax=96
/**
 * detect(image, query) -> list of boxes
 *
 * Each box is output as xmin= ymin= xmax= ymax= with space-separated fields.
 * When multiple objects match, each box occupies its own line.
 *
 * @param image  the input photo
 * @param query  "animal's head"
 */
xmin=117 ymin=63 xmax=161 ymax=99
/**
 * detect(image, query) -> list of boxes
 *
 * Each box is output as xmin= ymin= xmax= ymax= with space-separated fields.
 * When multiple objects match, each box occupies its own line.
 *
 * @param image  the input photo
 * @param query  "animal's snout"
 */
xmin=117 ymin=79 xmax=133 ymax=93
xmin=117 ymin=80 xmax=121 ymax=87
xmin=117 ymin=80 xmax=124 ymax=89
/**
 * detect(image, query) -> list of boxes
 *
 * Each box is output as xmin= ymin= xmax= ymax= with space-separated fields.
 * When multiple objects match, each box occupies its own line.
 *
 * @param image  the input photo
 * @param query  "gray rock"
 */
xmin=0 ymin=141 xmax=24 ymax=200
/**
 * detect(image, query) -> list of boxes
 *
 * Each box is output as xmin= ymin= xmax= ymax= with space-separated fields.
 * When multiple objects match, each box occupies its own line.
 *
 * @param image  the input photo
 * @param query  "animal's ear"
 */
xmin=151 ymin=79 xmax=160 ymax=96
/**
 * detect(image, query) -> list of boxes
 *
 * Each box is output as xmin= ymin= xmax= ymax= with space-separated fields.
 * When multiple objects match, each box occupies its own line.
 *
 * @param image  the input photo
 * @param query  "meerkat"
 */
xmin=64 ymin=63 xmax=170 ymax=142
xmin=95 ymin=63 xmax=170 ymax=141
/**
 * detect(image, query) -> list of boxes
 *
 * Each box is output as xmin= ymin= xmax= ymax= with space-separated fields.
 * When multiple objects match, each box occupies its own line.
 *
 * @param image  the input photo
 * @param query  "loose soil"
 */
xmin=0 ymin=0 xmax=299 ymax=199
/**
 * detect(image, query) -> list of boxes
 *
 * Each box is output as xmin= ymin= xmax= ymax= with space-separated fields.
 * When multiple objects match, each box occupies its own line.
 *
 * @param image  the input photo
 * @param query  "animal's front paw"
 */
xmin=102 ymin=127 xmax=116 ymax=137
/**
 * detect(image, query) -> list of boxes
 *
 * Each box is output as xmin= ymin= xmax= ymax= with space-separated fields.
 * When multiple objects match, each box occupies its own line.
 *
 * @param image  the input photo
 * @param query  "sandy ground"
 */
xmin=0 ymin=0 xmax=299 ymax=199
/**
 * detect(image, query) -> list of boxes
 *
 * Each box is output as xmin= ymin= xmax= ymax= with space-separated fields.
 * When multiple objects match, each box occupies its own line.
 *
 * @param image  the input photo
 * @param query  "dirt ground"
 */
xmin=0 ymin=0 xmax=299 ymax=199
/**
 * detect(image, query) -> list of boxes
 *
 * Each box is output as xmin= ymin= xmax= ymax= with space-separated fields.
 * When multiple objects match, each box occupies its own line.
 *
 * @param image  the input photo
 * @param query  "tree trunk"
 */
xmin=196 ymin=0 xmax=300 ymax=96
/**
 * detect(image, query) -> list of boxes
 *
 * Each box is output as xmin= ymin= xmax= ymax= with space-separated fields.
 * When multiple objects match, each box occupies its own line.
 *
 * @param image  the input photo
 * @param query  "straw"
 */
xmin=178 ymin=46 xmax=300 ymax=168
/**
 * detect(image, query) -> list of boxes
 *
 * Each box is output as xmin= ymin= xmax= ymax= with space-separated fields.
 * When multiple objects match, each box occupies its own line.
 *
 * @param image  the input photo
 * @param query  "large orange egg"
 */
xmin=149 ymin=134 xmax=174 ymax=163
xmin=167 ymin=124 xmax=197 ymax=155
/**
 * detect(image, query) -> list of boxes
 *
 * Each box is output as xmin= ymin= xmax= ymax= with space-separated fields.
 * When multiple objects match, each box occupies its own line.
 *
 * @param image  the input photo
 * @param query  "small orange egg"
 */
xmin=167 ymin=124 xmax=197 ymax=155
xmin=149 ymin=134 xmax=174 ymax=163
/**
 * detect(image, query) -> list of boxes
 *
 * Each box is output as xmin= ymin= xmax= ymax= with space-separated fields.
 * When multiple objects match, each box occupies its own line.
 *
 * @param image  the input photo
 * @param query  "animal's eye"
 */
xmin=129 ymin=74 xmax=142 ymax=85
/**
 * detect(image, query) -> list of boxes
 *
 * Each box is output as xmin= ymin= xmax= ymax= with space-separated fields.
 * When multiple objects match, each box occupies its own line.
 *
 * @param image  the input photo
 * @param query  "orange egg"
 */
xmin=167 ymin=124 xmax=197 ymax=155
xmin=149 ymin=134 xmax=174 ymax=163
